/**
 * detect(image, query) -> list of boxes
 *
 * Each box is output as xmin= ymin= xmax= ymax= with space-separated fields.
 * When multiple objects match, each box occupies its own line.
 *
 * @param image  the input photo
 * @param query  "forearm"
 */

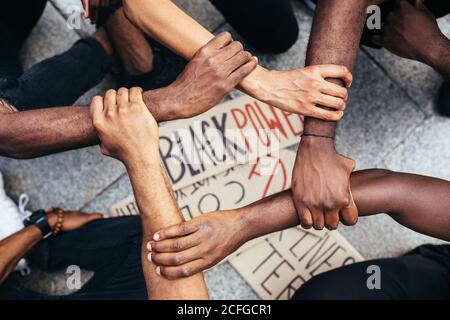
xmin=0 ymin=226 xmax=42 ymax=284
xmin=303 ymin=0 xmax=370 ymax=136
xmin=240 ymin=169 xmax=450 ymax=242
xmin=0 ymin=93 xmax=177 ymax=159
xmin=427 ymin=35 xmax=450 ymax=78
xmin=123 ymin=0 xmax=265 ymax=95
xmin=0 ymin=107 xmax=97 ymax=159
xmin=126 ymin=157 xmax=208 ymax=299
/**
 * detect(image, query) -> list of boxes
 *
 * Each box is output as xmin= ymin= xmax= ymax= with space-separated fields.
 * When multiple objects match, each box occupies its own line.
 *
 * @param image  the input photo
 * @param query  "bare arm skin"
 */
xmin=0 ymin=211 xmax=102 ymax=285
xmin=292 ymin=0 xmax=382 ymax=231
xmin=0 ymin=106 xmax=97 ymax=159
xmin=0 ymin=33 xmax=256 ymax=159
xmin=123 ymin=0 xmax=353 ymax=119
xmin=372 ymin=0 xmax=450 ymax=78
xmin=91 ymin=87 xmax=208 ymax=299
xmin=148 ymin=169 xmax=450 ymax=278
xmin=0 ymin=226 xmax=41 ymax=284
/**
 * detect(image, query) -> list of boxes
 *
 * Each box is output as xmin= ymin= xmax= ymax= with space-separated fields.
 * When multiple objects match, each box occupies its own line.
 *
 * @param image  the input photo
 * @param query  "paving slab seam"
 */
xmin=79 ymin=171 xmax=128 ymax=211
xmin=361 ymin=47 xmax=430 ymax=117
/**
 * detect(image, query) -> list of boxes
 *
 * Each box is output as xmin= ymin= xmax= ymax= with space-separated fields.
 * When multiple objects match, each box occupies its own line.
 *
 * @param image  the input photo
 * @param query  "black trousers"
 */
xmin=0 ymin=216 xmax=147 ymax=300
xmin=209 ymin=0 xmax=299 ymax=54
xmin=293 ymin=244 xmax=450 ymax=300
xmin=0 ymin=0 xmax=112 ymax=110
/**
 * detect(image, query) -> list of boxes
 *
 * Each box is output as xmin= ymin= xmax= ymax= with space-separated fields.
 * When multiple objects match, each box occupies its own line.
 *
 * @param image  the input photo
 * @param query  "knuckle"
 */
xmin=216 ymin=82 xmax=228 ymax=93
xmin=205 ymin=57 xmax=215 ymax=67
xmin=198 ymin=221 xmax=212 ymax=233
xmin=338 ymin=197 xmax=351 ymax=208
xmin=323 ymin=201 xmax=336 ymax=211
xmin=180 ymin=223 xmax=190 ymax=234
xmin=220 ymin=31 xmax=232 ymax=40
xmin=181 ymin=266 xmax=192 ymax=277
xmin=243 ymin=51 xmax=252 ymax=60
xmin=309 ymin=65 xmax=319 ymax=74
xmin=233 ymin=41 xmax=244 ymax=51
xmin=171 ymin=255 xmax=182 ymax=265
xmin=336 ymin=99 xmax=345 ymax=108
xmin=197 ymin=47 xmax=207 ymax=57
xmin=171 ymin=241 xmax=182 ymax=251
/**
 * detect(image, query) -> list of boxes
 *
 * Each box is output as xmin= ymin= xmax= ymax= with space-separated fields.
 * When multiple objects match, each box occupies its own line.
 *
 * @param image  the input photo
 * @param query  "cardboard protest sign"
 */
xmin=229 ymin=228 xmax=363 ymax=300
xmin=109 ymin=149 xmax=302 ymax=261
xmin=108 ymin=148 xmax=360 ymax=251
xmin=158 ymin=94 xmax=303 ymax=191
xmin=109 ymin=149 xmax=296 ymax=219
xmin=108 ymin=94 xmax=363 ymax=300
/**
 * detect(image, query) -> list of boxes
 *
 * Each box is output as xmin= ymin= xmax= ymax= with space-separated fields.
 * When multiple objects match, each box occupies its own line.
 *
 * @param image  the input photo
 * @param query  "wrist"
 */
xmin=143 ymin=86 xmax=180 ymax=121
xmin=425 ymin=34 xmax=450 ymax=71
xmin=230 ymin=208 xmax=254 ymax=245
xmin=239 ymin=66 xmax=271 ymax=101
xmin=124 ymin=152 xmax=161 ymax=174
xmin=46 ymin=212 xmax=57 ymax=230
xmin=300 ymin=135 xmax=336 ymax=151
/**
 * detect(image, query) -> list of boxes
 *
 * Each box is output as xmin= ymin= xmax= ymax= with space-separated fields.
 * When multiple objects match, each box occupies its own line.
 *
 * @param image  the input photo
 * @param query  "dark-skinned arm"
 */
xmin=0 ymin=33 xmax=256 ymax=159
xmin=0 ymin=211 xmax=102 ymax=285
xmin=147 ymin=169 xmax=450 ymax=279
xmin=91 ymin=87 xmax=209 ymax=299
xmin=123 ymin=0 xmax=353 ymax=119
xmin=372 ymin=0 xmax=450 ymax=78
xmin=292 ymin=0 xmax=383 ymax=231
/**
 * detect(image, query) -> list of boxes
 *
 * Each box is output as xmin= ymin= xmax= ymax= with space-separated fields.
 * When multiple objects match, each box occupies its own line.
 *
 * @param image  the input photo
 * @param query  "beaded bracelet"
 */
xmin=47 ymin=207 xmax=65 ymax=235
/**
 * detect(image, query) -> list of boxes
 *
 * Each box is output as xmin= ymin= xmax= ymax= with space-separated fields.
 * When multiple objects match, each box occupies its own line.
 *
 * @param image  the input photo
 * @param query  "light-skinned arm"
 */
xmin=90 ymin=87 xmax=208 ymax=299
xmin=123 ymin=0 xmax=353 ymax=120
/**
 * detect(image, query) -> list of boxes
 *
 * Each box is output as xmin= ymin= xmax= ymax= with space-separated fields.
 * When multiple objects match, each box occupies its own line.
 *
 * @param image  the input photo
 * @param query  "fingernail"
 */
xmin=147 ymin=252 xmax=152 ymax=263
xmin=153 ymin=233 xmax=160 ymax=241
xmin=156 ymin=266 xmax=161 ymax=276
xmin=253 ymin=56 xmax=259 ymax=63
xmin=147 ymin=242 xmax=152 ymax=252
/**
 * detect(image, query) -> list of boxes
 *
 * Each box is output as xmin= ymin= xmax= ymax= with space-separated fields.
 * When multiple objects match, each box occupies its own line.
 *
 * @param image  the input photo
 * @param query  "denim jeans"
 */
xmin=0 ymin=216 xmax=147 ymax=300
xmin=0 ymin=0 xmax=112 ymax=110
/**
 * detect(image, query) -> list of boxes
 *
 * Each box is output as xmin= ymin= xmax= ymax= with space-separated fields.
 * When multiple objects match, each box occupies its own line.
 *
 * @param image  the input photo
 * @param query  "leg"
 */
xmin=209 ymin=0 xmax=299 ymax=53
xmin=293 ymin=244 xmax=450 ymax=300
xmin=0 ymin=37 xmax=112 ymax=110
xmin=32 ymin=216 xmax=148 ymax=299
